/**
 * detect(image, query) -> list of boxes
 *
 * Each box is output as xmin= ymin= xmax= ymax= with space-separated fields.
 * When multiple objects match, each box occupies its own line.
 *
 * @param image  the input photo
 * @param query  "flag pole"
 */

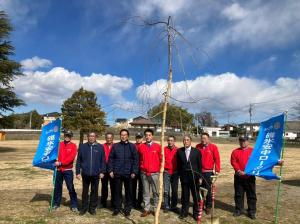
xmin=49 ymin=118 xmax=62 ymax=212
xmin=274 ymin=111 xmax=287 ymax=223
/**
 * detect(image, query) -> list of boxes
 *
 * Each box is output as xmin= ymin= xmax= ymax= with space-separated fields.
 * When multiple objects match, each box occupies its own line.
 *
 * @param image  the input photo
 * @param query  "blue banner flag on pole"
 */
xmin=32 ymin=118 xmax=61 ymax=170
xmin=244 ymin=113 xmax=285 ymax=180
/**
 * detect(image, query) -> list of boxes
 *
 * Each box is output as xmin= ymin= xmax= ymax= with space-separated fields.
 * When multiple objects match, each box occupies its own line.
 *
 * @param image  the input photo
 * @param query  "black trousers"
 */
xmin=131 ymin=172 xmax=143 ymax=207
xmin=82 ymin=175 xmax=99 ymax=212
xmin=181 ymin=179 xmax=200 ymax=216
xmin=234 ymin=175 xmax=257 ymax=215
xmin=114 ymin=175 xmax=133 ymax=212
xmin=201 ymin=172 xmax=213 ymax=209
xmin=101 ymin=173 xmax=115 ymax=207
xmin=54 ymin=170 xmax=78 ymax=208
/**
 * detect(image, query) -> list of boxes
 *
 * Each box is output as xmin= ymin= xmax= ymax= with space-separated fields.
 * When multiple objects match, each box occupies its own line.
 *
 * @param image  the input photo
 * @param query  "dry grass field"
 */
xmin=0 ymin=140 xmax=299 ymax=224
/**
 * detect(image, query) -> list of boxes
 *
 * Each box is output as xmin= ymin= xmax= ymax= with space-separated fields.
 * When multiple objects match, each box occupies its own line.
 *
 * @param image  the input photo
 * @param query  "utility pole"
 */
xmin=195 ymin=113 xmax=199 ymax=136
xmin=227 ymin=112 xmax=230 ymax=124
xmin=249 ymin=103 xmax=253 ymax=135
xmin=29 ymin=111 xmax=32 ymax=129
xmin=179 ymin=109 xmax=183 ymax=134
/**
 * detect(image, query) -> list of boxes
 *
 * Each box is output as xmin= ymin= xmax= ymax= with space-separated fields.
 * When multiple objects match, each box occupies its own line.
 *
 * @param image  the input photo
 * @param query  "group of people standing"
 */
xmin=52 ymin=128 xmax=265 ymax=221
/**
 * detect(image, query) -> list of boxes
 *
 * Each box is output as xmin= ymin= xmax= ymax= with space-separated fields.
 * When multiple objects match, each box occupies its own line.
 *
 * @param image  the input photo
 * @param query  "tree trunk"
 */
xmin=155 ymin=16 xmax=173 ymax=224
xmin=79 ymin=129 xmax=84 ymax=144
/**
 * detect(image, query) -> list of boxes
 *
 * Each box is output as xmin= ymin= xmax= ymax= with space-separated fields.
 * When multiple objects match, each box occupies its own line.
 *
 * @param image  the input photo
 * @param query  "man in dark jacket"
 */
xmin=76 ymin=132 xmax=106 ymax=215
xmin=177 ymin=135 xmax=202 ymax=220
xmin=108 ymin=129 xmax=139 ymax=217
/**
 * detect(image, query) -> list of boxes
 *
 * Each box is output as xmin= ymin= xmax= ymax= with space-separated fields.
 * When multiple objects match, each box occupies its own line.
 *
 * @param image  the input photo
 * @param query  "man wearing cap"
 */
xmin=231 ymin=135 xmax=256 ymax=219
xmin=101 ymin=132 xmax=114 ymax=208
xmin=196 ymin=132 xmax=220 ymax=215
xmin=231 ymin=135 xmax=284 ymax=220
xmin=132 ymin=132 xmax=143 ymax=209
xmin=163 ymin=135 xmax=179 ymax=213
xmin=53 ymin=131 xmax=78 ymax=212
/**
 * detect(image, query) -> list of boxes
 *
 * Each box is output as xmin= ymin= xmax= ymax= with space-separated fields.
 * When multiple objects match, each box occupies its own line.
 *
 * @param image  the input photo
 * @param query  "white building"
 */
xmin=202 ymin=126 xmax=230 ymax=138
xmin=285 ymin=121 xmax=300 ymax=140
xmin=114 ymin=118 xmax=132 ymax=128
xmin=238 ymin=122 xmax=260 ymax=132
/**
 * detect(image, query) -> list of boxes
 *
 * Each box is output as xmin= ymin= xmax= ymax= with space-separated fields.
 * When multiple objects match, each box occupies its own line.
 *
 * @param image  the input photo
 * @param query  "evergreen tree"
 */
xmin=147 ymin=103 xmax=194 ymax=131
xmin=61 ymin=88 xmax=106 ymax=143
xmin=0 ymin=11 xmax=24 ymax=115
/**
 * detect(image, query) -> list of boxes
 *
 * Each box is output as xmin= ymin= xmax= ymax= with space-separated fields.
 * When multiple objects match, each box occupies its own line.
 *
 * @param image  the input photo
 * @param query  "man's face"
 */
xmin=183 ymin=136 xmax=191 ymax=148
xmin=201 ymin=135 xmax=209 ymax=145
xmin=167 ymin=137 xmax=175 ymax=147
xmin=88 ymin=133 xmax=96 ymax=143
xmin=239 ymin=140 xmax=249 ymax=148
xmin=105 ymin=134 xmax=113 ymax=144
xmin=136 ymin=137 xmax=143 ymax=144
xmin=64 ymin=136 xmax=71 ymax=142
xmin=145 ymin=131 xmax=153 ymax=143
xmin=120 ymin=131 xmax=129 ymax=142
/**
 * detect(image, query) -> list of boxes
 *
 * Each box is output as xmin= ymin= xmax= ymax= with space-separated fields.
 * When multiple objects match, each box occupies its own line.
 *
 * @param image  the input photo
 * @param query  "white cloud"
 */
xmin=0 ymin=0 xmax=33 ymax=24
xmin=132 ymin=0 xmax=300 ymax=51
xmin=21 ymin=56 xmax=53 ymax=71
xmin=136 ymin=0 xmax=190 ymax=17
xmin=13 ymin=67 xmax=133 ymax=105
xmin=222 ymin=3 xmax=248 ymax=21
xmin=209 ymin=1 xmax=300 ymax=50
xmin=0 ymin=0 xmax=49 ymax=29
xmin=136 ymin=73 xmax=300 ymax=122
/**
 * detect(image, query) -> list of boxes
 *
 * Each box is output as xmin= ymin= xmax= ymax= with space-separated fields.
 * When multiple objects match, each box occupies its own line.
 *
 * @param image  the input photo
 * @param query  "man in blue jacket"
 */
xmin=108 ymin=129 xmax=139 ymax=217
xmin=76 ymin=132 xmax=106 ymax=215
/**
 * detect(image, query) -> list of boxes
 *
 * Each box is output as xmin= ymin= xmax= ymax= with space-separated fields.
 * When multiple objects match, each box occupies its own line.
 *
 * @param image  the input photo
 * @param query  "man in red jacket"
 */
xmin=231 ymin=135 xmax=256 ymax=219
xmin=132 ymin=133 xmax=143 ymax=209
xmin=101 ymin=132 xmax=114 ymax=208
xmin=53 ymin=130 xmax=78 ymax=212
xmin=196 ymin=132 xmax=220 ymax=215
xmin=231 ymin=135 xmax=284 ymax=220
xmin=139 ymin=129 xmax=161 ymax=217
xmin=163 ymin=135 xmax=179 ymax=213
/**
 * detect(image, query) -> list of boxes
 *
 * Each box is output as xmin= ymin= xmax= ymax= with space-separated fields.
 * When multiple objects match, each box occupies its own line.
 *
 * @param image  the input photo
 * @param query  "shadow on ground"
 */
xmin=0 ymin=147 xmax=17 ymax=153
xmin=282 ymin=179 xmax=300 ymax=187
xmin=215 ymin=199 xmax=235 ymax=213
xmin=30 ymin=193 xmax=83 ymax=207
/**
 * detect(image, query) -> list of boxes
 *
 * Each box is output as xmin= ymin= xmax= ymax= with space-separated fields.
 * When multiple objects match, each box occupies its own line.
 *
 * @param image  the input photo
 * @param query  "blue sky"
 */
xmin=1 ymin=0 xmax=300 ymax=125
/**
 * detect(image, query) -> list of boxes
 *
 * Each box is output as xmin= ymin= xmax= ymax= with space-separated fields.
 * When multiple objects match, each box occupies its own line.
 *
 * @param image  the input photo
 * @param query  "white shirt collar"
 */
xmin=185 ymin=146 xmax=192 ymax=151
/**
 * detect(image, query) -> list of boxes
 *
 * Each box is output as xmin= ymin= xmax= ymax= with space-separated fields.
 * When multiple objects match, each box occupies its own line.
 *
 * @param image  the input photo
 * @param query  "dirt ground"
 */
xmin=0 ymin=140 xmax=299 ymax=224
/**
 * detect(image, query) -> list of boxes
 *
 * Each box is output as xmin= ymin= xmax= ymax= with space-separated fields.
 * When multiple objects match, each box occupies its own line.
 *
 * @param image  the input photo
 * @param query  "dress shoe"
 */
xmin=248 ymin=213 xmax=256 ymax=219
xmin=112 ymin=210 xmax=120 ymax=216
xmin=178 ymin=213 xmax=188 ymax=219
xmin=89 ymin=210 xmax=96 ymax=215
xmin=79 ymin=210 xmax=87 ymax=216
xmin=233 ymin=210 xmax=241 ymax=217
xmin=140 ymin=210 xmax=151 ymax=217
xmin=205 ymin=208 xmax=211 ymax=215
xmin=124 ymin=210 xmax=131 ymax=217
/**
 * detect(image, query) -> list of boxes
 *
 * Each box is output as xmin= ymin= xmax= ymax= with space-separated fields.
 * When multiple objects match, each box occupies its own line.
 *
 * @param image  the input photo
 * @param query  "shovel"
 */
xmin=209 ymin=175 xmax=220 ymax=224
xmin=197 ymin=187 xmax=208 ymax=224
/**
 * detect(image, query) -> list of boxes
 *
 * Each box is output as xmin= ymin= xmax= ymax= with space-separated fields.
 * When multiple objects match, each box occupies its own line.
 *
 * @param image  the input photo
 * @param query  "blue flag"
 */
xmin=244 ymin=113 xmax=285 ymax=180
xmin=32 ymin=118 xmax=61 ymax=170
